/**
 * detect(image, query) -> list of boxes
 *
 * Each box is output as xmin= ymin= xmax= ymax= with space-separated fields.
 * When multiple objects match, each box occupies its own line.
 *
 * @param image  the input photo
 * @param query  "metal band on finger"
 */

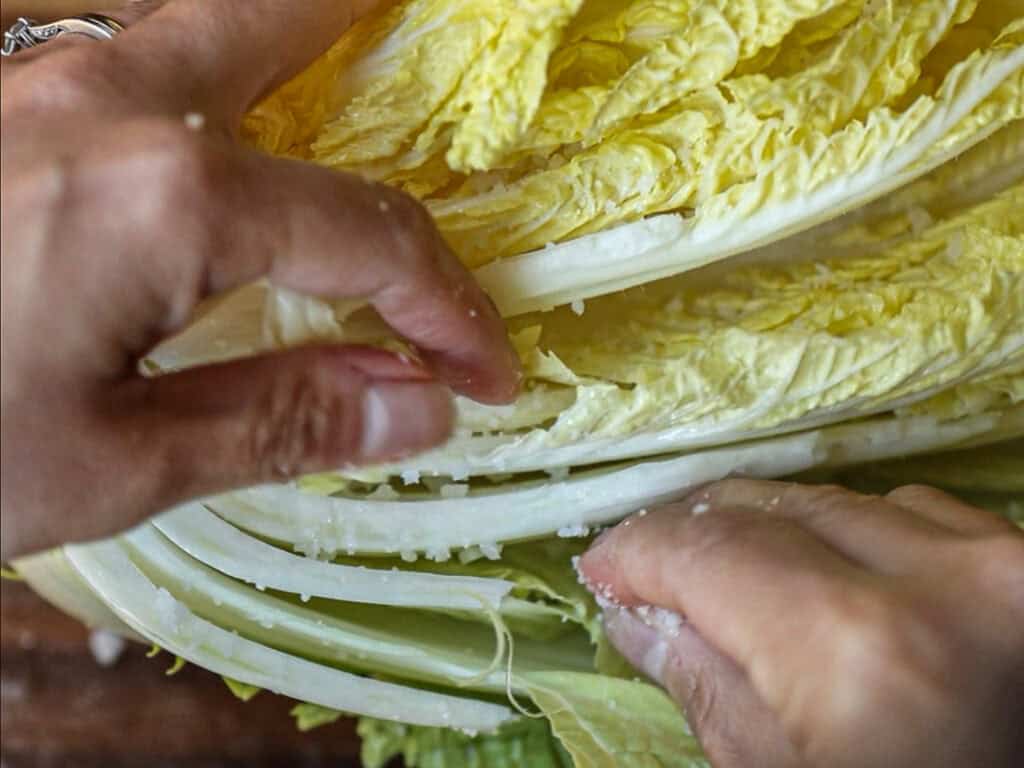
xmin=2 ymin=14 xmax=124 ymax=57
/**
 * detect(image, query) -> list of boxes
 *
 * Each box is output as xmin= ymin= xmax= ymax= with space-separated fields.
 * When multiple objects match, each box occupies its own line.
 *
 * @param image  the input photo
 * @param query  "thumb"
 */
xmin=602 ymin=605 xmax=804 ymax=768
xmin=132 ymin=344 xmax=452 ymax=501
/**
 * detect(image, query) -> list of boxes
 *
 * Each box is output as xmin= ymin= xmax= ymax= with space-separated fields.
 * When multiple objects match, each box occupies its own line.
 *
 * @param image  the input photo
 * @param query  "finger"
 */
xmin=578 ymin=504 xmax=962 ymax=767
xmin=142 ymin=142 xmax=519 ymax=403
xmin=692 ymin=478 xmax=954 ymax=572
xmin=580 ymin=500 xmax=871 ymax=658
xmin=578 ymin=502 xmax=901 ymax=743
xmin=885 ymin=484 xmax=1018 ymax=537
xmin=120 ymin=345 xmax=452 ymax=504
xmin=603 ymin=606 xmax=804 ymax=768
xmin=117 ymin=0 xmax=386 ymax=122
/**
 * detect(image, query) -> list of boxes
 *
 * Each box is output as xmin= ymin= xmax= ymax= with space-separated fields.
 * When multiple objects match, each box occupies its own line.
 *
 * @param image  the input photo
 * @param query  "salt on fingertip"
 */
xmin=570 ymin=555 xmax=585 ymax=583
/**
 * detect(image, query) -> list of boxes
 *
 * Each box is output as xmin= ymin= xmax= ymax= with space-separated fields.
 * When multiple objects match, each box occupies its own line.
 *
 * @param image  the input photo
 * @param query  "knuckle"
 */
xmin=816 ymin=584 xmax=951 ymax=714
xmin=119 ymin=122 xmax=231 ymax=325
xmin=826 ymin=587 xmax=910 ymax=674
xmin=962 ymin=532 xmax=1024 ymax=598
xmin=886 ymin=484 xmax=943 ymax=506
xmin=250 ymin=360 xmax=357 ymax=480
xmin=384 ymin=191 xmax=442 ymax=271
xmin=810 ymin=483 xmax=857 ymax=500
xmin=683 ymin=669 xmax=719 ymax=732
xmin=4 ymin=48 xmax=115 ymax=113
xmin=86 ymin=121 xmax=228 ymax=254
xmin=798 ymin=483 xmax=866 ymax=509
xmin=671 ymin=663 xmax=719 ymax=735
xmin=786 ymin=483 xmax=881 ymax=526
xmin=669 ymin=509 xmax=790 ymax=586
xmin=8 ymin=154 xmax=78 ymax=220
xmin=134 ymin=123 xmax=227 ymax=217
xmin=677 ymin=508 xmax=755 ymax=561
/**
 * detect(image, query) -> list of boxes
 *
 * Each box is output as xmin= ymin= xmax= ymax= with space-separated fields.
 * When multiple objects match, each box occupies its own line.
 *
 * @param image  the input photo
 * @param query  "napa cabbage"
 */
xmin=12 ymin=2 xmax=1024 ymax=767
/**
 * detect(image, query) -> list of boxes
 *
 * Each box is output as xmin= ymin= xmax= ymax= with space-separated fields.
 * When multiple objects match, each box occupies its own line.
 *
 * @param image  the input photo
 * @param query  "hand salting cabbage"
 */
xmin=14 ymin=1 xmax=1024 ymax=766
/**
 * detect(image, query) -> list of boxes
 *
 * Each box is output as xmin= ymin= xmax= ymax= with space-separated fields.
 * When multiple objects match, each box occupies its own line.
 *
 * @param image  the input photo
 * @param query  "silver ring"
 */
xmin=2 ymin=14 xmax=124 ymax=57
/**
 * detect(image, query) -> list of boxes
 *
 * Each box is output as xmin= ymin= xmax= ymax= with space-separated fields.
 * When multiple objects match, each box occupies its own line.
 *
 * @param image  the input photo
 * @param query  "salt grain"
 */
xmin=368 ymin=484 xmax=400 ymax=501
xmin=634 ymin=605 xmax=685 ymax=638
xmin=426 ymin=546 xmax=452 ymax=562
xmin=89 ymin=630 xmax=126 ymax=667
xmin=546 ymin=466 xmax=570 ymax=482
xmin=478 ymin=543 xmax=503 ymax=561
xmin=440 ymin=483 xmax=469 ymax=499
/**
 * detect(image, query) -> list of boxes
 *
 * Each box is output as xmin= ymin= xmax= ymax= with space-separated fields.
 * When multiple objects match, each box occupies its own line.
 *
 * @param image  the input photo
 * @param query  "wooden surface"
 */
xmin=1 ymin=580 xmax=371 ymax=768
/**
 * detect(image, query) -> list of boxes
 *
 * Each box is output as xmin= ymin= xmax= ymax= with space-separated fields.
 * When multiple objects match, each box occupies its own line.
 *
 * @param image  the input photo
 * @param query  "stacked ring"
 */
xmin=2 ymin=14 xmax=124 ymax=57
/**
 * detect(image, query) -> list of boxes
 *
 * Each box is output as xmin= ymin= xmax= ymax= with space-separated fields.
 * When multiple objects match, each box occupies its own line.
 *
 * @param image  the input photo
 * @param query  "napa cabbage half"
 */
xmin=12 ymin=3 xmax=1024 ymax=768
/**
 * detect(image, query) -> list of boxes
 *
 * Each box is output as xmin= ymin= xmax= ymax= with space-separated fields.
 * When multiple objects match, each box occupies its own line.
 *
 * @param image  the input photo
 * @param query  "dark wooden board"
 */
xmin=1 ymin=580 xmax=370 ymax=768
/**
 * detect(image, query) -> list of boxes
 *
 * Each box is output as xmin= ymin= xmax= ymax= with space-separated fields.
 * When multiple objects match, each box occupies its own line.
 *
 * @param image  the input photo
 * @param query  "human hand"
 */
xmin=580 ymin=480 xmax=1024 ymax=768
xmin=0 ymin=0 xmax=521 ymax=561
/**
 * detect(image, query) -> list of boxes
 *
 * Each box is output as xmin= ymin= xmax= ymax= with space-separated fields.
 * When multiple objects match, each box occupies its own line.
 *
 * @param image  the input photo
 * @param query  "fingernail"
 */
xmin=577 ymin=526 xmax=617 ymax=592
xmin=579 ymin=508 xmax=644 ymax=578
xmin=604 ymin=606 xmax=673 ymax=686
xmin=360 ymin=381 xmax=453 ymax=462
